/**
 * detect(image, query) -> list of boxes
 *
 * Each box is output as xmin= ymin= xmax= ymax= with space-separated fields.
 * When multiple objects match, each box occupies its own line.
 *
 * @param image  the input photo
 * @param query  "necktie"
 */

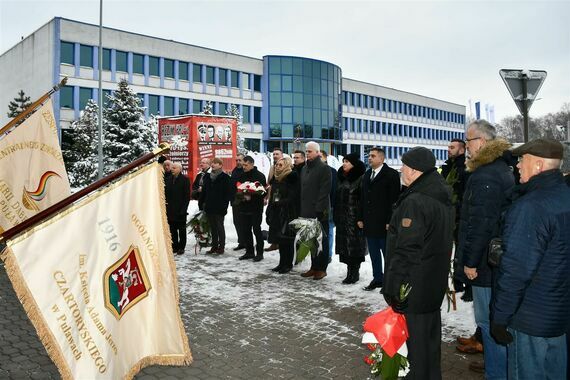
xmin=371 ymin=171 xmax=376 ymax=181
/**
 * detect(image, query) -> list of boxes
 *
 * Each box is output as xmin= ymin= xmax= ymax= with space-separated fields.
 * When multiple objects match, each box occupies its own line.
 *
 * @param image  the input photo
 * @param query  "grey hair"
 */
xmin=305 ymin=141 xmax=320 ymax=151
xmin=468 ymin=119 xmax=497 ymax=140
xmin=172 ymin=162 xmax=182 ymax=170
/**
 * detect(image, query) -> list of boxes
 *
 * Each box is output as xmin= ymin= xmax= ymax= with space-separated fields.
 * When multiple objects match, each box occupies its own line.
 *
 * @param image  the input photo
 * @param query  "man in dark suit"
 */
xmin=191 ymin=158 xmax=211 ymax=210
xmin=358 ymin=147 xmax=400 ymax=291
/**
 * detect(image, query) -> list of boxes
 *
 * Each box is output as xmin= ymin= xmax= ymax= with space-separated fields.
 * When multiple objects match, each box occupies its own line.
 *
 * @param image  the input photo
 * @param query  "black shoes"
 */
xmin=239 ymin=253 xmax=255 ymax=260
xmin=342 ymin=268 xmax=360 ymax=284
xmin=363 ymin=281 xmax=382 ymax=291
xmin=271 ymin=265 xmax=282 ymax=272
xmin=253 ymin=254 xmax=264 ymax=262
xmin=278 ymin=267 xmax=291 ymax=274
xmin=233 ymin=245 xmax=246 ymax=251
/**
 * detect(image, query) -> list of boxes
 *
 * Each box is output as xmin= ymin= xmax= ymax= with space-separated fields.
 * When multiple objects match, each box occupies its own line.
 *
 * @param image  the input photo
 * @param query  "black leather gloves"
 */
xmin=491 ymin=322 xmax=513 ymax=345
xmin=383 ymin=293 xmax=408 ymax=314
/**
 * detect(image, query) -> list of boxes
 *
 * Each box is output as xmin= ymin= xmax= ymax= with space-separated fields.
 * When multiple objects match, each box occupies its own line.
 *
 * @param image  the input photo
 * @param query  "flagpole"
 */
xmin=0 ymin=143 xmax=170 ymax=242
xmin=97 ymin=0 xmax=104 ymax=179
xmin=0 ymin=78 xmax=68 ymax=136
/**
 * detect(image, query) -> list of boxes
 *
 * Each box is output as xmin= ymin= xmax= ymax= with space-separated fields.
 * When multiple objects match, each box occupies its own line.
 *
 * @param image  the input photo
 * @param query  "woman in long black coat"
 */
xmin=333 ymin=153 xmax=367 ymax=284
xmin=267 ymin=157 xmax=300 ymax=273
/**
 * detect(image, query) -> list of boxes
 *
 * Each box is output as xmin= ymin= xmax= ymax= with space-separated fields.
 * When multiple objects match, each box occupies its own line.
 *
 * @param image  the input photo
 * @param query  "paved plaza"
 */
xmin=0 ymin=240 xmax=483 ymax=379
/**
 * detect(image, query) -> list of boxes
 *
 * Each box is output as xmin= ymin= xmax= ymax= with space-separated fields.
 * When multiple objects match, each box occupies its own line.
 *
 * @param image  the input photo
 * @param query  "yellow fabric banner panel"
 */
xmin=1 ymin=163 xmax=192 ymax=380
xmin=0 ymin=99 xmax=71 ymax=233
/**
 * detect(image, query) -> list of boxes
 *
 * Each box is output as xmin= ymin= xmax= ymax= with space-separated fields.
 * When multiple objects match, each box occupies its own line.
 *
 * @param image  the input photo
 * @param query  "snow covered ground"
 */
xmin=178 ymin=202 xmax=476 ymax=344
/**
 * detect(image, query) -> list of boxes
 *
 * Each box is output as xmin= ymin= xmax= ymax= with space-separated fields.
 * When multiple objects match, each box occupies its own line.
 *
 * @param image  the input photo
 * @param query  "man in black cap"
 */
xmin=383 ymin=147 xmax=454 ymax=380
xmin=491 ymin=138 xmax=570 ymax=380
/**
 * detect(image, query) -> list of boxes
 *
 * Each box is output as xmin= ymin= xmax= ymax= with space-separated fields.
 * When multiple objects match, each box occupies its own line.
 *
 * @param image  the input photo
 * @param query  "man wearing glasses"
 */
xmin=456 ymin=120 xmax=515 ymax=378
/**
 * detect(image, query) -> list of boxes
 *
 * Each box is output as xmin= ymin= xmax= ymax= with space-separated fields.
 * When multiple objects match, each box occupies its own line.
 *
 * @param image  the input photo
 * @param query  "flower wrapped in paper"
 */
xmin=235 ymin=181 xmax=267 ymax=202
xmin=362 ymin=284 xmax=411 ymax=379
xmin=187 ymin=211 xmax=211 ymax=253
xmin=288 ymin=217 xmax=322 ymax=264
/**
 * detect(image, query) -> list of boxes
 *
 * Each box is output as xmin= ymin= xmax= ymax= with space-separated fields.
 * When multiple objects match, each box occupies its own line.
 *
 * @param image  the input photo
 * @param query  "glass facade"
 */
xmin=264 ymin=56 xmax=342 ymax=150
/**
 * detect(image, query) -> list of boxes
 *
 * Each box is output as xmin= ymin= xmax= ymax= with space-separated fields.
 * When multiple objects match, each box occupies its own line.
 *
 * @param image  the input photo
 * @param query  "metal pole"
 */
xmin=521 ymin=75 xmax=529 ymax=143
xmin=97 ymin=0 xmax=104 ymax=178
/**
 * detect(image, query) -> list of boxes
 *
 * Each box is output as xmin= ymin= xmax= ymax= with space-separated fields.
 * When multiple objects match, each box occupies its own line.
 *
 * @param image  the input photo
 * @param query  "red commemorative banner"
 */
xmin=158 ymin=114 xmax=237 ymax=181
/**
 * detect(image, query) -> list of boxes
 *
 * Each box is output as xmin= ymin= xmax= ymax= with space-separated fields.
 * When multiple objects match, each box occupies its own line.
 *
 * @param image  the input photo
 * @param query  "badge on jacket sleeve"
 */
xmin=401 ymin=218 xmax=412 ymax=227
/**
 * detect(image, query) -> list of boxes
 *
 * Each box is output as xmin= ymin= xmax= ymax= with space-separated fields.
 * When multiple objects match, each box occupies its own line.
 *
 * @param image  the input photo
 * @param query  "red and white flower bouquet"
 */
xmin=236 ymin=181 xmax=266 ymax=201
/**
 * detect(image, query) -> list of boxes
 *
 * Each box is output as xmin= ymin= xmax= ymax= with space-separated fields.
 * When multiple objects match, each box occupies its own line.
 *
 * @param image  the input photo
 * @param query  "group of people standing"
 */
xmin=160 ymin=123 xmax=569 ymax=380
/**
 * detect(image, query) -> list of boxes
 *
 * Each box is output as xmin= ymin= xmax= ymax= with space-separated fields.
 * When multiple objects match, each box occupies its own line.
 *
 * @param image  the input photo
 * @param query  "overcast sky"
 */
xmin=1 ymin=0 xmax=569 ymax=122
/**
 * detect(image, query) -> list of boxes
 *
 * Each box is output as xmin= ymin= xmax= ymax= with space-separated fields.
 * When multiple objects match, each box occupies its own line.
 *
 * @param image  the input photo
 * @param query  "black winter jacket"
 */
xmin=300 ymin=158 xmax=331 ymax=219
xmin=267 ymin=171 xmax=300 ymax=241
xmin=358 ymin=164 xmax=401 ymax=237
xmin=201 ymin=171 xmax=232 ymax=216
xmin=384 ymin=169 xmax=454 ymax=314
xmin=334 ymin=162 xmax=367 ymax=262
xmin=165 ymin=174 xmax=191 ymax=222
xmin=236 ymin=167 xmax=266 ymax=215
xmin=492 ymin=170 xmax=570 ymax=337
xmin=456 ymin=139 xmax=515 ymax=287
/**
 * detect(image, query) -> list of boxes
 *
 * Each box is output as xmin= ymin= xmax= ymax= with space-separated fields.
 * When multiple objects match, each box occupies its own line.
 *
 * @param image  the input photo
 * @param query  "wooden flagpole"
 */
xmin=0 ymin=143 xmax=170 ymax=242
xmin=0 ymin=77 xmax=68 ymax=136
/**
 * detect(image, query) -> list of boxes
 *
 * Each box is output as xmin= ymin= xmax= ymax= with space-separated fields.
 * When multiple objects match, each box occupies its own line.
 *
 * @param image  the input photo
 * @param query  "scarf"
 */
xmin=273 ymin=157 xmax=293 ymax=182
xmin=210 ymin=168 xmax=223 ymax=181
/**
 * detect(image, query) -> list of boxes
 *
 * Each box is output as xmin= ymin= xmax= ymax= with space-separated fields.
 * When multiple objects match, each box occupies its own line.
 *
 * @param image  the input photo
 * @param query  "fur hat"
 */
xmin=343 ymin=153 xmax=361 ymax=167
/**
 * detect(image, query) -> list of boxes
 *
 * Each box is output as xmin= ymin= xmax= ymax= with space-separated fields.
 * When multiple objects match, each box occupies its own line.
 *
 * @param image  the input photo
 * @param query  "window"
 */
xmin=242 ymin=105 xmax=250 ymax=123
xmin=219 ymin=102 xmax=228 ymax=114
xmin=164 ymin=97 xmax=174 ymax=115
xmin=149 ymin=56 xmax=159 ymax=76
xmin=193 ymin=64 xmax=202 ymax=83
xmin=164 ymin=59 xmax=174 ymax=78
xmin=219 ymin=68 xmax=227 ymax=86
xmin=206 ymin=66 xmax=215 ymax=84
xmin=79 ymin=87 xmax=92 ymax=110
xmin=178 ymin=98 xmax=188 ymax=115
xmin=242 ymin=73 xmax=250 ymax=90
xmin=102 ymin=48 xmax=111 ymax=70
xmin=192 ymin=100 xmax=201 ymax=113
xmin=253 ymin=107 xmax=261 ymax=124
xmin=231 ymin=70 xmax=239 ymax=87
xmin=60 ymin=42 xmax=74 ymax=65
xmin=253 ymin=75 xmax=261 ymax=91
xmin=133 ymin=54 xmax=144 ymax=74
xmin=60 ymin=86 xmax=74 ymax=108
xmin=80 ymin=45 xmax=93 ymax=67
xmin=244 ymin=138 xmax=260 ymax=152
xmin=148 ymin=95 xmax=159 ymax=115
xmin=179 ymin=62 xmax=189 ymax=81
xmin=116 ymin=51 xmax=127 ymax=72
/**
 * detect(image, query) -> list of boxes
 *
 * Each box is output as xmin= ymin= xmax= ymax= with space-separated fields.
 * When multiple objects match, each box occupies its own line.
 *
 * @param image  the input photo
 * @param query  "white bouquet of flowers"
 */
xmin=288 ymin=217 xmax=323 ymax=264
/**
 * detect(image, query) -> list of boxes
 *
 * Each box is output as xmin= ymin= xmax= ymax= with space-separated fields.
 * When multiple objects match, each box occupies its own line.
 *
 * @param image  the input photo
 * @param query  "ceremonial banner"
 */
xmin=1 ymin=163 xmax=192 ymax=379
xmin=0 ymin=99 xmax=71 ymax=234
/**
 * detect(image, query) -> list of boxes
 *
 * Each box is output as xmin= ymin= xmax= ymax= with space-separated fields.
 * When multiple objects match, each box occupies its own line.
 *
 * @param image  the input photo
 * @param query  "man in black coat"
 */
xmin=230 ymin=153 xmax=245 ymax=250
xmin=383 ymin=147 xmax=454 ymax=380
xmin=192 ymin=158 xmax=211 ymax=210
xmin=201 ymin=158 xmax=232 ymax=254
xmin=299 ymin=141 xmax=331 ymax=280
xmin=165 ymin=162 xmax=191 ymax=255
xmin=236 ymin=156 xmax=267 ymax=262
xmin=357 ymin=147 xmax=400 ymax=291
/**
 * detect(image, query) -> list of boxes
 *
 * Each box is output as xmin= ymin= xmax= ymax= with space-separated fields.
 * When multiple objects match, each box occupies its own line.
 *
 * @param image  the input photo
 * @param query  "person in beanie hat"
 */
xmin=383 ymin=147 xmax=454 ymax=379
xmin=491 ymin=138 xmax=570 ymax=379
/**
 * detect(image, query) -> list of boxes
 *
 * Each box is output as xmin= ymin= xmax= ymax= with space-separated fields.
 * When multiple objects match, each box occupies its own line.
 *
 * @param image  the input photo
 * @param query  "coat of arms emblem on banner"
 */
xmin=104 ymin=246 xmax=152 ymax=320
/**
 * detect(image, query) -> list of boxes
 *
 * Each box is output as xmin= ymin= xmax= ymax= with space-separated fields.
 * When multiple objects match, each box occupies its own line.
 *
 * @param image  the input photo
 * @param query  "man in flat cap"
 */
xmin=383 ymin=147 xmax=454 ymax=379
xmin=491 ymin=138 xmax=570 ymax=379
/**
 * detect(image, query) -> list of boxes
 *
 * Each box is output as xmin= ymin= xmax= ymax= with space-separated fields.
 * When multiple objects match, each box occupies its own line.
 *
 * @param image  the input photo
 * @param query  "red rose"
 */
xmin=364 ymin=356 xmax=374 ymax=365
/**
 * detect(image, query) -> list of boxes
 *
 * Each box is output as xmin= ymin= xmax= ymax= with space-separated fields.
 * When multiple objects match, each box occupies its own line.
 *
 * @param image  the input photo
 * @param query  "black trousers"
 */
xmin=207 ymin=214 xmax=225 ymax=248
xmin=240 ymin=212 xmax=263 ymax=255
xmin=405 ymin=310 xmax=442 ymax=380
xmin=232 ymin=204 xmax=244 ymax=246
xmin=310 ymin=219 xmax=329 ymax=272
xmin=278 ymin=237 xmax=294 ymax=269
xmin=168 ymin=220 xmax=187 ymax=252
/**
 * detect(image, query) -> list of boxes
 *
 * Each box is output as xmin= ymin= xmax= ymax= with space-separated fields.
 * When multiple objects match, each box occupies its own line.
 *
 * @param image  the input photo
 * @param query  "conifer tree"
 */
xmin=7 ymin=90 xmax=33 ymax=118
xmin=102 ymin=79 xmax=156 ymax=174
xmin=65 ymin=99 xmax=99 ymax=188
